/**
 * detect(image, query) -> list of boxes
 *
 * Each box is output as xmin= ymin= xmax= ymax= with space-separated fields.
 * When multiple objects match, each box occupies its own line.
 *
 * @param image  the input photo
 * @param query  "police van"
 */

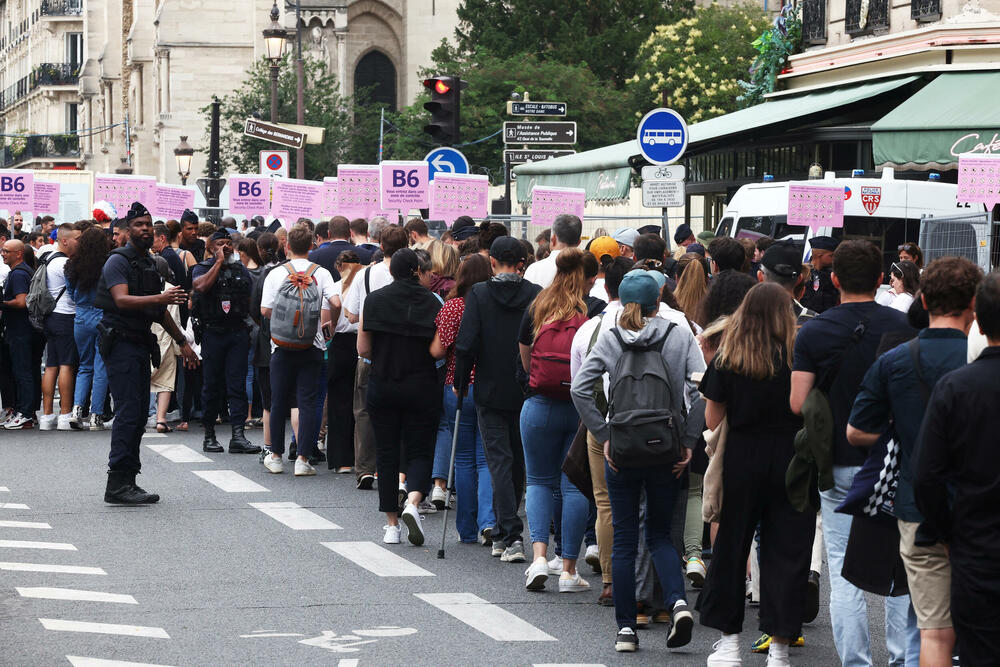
xmin=716 ymin=168 xmax=992 ymax=272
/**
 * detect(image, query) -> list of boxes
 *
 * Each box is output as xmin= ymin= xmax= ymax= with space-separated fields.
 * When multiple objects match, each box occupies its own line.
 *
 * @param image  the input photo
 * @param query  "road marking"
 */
xmin=146 ymin=444 xmax=212 ymax=463
xmin=320 ymin=542 xmax=434 ymax=577
xmin=0 ymin=539 xmax=76 ymax=550
xmin=535 ymin=665 xmax=606 ymax=667
xmin=250 ymin=502 xmax=341 ymax=530
xmin=67 ymin=658 xmax=177 ymax=667
xmin=415 ymin=593 xmax=556 ymax=641
xmin=0 ymin=562 xmax=106 ymax=575
xmin=0 ymin=502 xmax=29 ymax=509
xmin=193 ymin=470 xmax=269 ymax=493
xmin=0 ymin=520 xmax=51 ymax=529
xmin=337 ymin=661 xmax=359 ymax=667
xmin=39 ymin=618 xmax=169 ymax=638
xmin=0 ymin=486 xmax=9 ymax=492
xmin=17 ymin=587 xmax=137 ymax=604
xmin=141 ymin=432 xmax=167 ymax=438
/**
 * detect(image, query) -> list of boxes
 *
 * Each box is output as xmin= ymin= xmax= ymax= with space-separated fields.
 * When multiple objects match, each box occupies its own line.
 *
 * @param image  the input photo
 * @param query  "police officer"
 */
xmin=96 ymin=202 xmax=198 ymax=504
xmin=800 ymin=235 xmax=840 ymax=314
xmin=191 ymin=228 xmax=260 ymax=454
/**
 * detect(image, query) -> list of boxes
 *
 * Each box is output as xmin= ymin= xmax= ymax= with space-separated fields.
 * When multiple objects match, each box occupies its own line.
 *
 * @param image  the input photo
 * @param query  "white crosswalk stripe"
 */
xmin=39 ymin=618 xmax=170 ymax=638
xmin=141 ymin=432 xmax=167 ymax=439
xmin=146 ymin=444 xmax=212 ymax=463
xmin=415 ymin=593 xmax=557 ymax=641
xmin=249 ymin=502 xmax=341 ymax=530
xmin=0 ymin=502 xmax=30 ymax=509
xmin=534 ymin=664 xmax=606 ymax=666
xmin=0 ymin=562 xmax=107 ymax=575
xmin=0 ymin=520 xmax=51 ymax=529
xmin=320 ymin=541 xmax=435 ymax=577
xmin=67 ymin=658 xmax=177 ymax=667
xmin=192 ymin=470 xmax=269 ymax=493
xmin=0 ymin=539 xmax=76 ymax=550
xmin=0 ymin=486 xmax=9 ymax=492
xmin=17 ymin=587 xmax=138 ymax=604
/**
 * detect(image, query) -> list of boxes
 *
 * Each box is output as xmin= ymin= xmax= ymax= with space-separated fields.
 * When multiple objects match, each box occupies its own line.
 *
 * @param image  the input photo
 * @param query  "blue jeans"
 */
xmin=606 ymin=462 xmax=686 ymax=630
xmin=520 ymin=395 xmax=587 ymax=560
xmin=821 ymin=465 xmax=920 ymax=667
xmin=435 ymin=385 xmax=495 ymax=542
xmin=73 ymin=315 xmax=107 ymax=411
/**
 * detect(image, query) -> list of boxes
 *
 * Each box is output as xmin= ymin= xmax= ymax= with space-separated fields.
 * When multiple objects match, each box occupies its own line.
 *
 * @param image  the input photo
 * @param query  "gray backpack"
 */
xmin=26 ymin=251 xmax=66 ymax=332
xmin=607 ymin=323 xmax=684 ymax=468
xmin=269 ymin=262 xmax=321 ymax=350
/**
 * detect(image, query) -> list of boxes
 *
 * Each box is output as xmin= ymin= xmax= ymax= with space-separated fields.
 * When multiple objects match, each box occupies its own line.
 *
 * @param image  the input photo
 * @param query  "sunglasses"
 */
xmin=897 ymin=244 xmax=916 ymax=253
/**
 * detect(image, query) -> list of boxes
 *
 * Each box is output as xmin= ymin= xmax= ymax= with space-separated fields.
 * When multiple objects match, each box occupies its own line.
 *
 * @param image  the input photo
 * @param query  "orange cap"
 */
xmin=589 ymin=236 xmax=620 ymax=261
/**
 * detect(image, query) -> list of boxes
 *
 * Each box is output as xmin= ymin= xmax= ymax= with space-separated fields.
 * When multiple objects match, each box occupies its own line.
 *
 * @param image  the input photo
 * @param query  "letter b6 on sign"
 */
xmin=238 ymin=181 xmax=263 ymax=198
xmin=0 ymin=169 xmax=33 ymax=209
xmin=380 ymin=160 xmax=429 ymax=211
xmin=1 ymin=176 xmax=26 ymax=192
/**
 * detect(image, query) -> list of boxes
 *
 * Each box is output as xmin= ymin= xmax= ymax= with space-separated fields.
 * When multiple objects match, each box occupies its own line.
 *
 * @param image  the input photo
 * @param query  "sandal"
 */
xmin=176 ymin=422 xmax=189 ymax=431
xmin=156 ymin=422 xmax=173 ymax=433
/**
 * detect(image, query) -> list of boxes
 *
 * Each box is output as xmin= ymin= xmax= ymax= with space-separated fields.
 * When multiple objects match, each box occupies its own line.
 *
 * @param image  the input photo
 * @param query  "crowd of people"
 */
xmin=1 ymin=204 xmax=998 ymax=666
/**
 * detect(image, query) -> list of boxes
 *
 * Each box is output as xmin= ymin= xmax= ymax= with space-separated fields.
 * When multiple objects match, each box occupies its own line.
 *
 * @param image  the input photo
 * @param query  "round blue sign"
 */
xmin=636 ymin=108 xmax=688 ymax=166
xmin=266 ymin=154 xmax=283 ymax=170
xmin=425 ymin=147 xmax=469 ymax=181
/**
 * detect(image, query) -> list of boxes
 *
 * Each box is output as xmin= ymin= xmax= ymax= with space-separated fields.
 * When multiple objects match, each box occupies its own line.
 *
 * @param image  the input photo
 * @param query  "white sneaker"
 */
xmin=397 ymin=481 xmax=407 ymax=509
xmin=548 ymin=555 xmax=563 ymax=575
xmin=766 ymin=640 xmax=790 ymax=667
xmin=57 ymin=413 xmax=75 ymax=431
xmin=686 ymin=557 xmax=707 ymax=587
xmin=585 ymin=544 xmax=601 ymax=570
xmin=294 ymin=458 xmax=316 ymax=476
xmin=0 ymin=407 xmax=14 ymax=427
xmin=383 ymin=524 xmax=401 ymax=544
xmin=400 ymin=503 xmax=424 ymax=546
xmin=69 ymin=406 xmax=85 ymax=430
xmin=3 ymin=413 xmax=33 ymax=430
xmin=38 ymin=413 xmax=57 ymax=431
xmin=262 ymin=452 xmax=284 ymax=474
xmin=89 ymin=413 xmax=105 ymax=431
xmin=558 ymin=571 xmax=591 ymax=593
xmin=525 ymin=558 xmax=548 ymax=591
xmin=707 ymin=633 xmax=743 ymax=666
xmin=430 ymin=485 xmax=449 ymax=509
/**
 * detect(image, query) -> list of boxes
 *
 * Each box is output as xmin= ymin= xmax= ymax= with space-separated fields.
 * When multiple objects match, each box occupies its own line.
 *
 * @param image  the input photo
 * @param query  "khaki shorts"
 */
xmin=899 ymin=519 xmax=952 ymax=629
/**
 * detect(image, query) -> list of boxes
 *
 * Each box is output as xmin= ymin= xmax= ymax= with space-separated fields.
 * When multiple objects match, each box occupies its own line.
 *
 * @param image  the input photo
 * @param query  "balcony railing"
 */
xmin=0 ymin=76 xmax=30 ymax=110
xmin=39 ymin=0 xmax=83 ymax=17
xmin=802 ymin=0 xmax=828 ymax=45
xmin=30 ymin=63 xmax=79 ymax=88
xmin=846 ymin=0 xmax=889 ymax=35
xmin=0 ymin=134 xmax=80 ymax=168
xmin=911 ymin=0 xmax=941 ymax=22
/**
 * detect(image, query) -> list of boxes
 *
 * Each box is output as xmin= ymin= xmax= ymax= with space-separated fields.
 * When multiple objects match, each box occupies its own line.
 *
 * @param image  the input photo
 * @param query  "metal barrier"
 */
xmin=918 ymin=212 xmax=995 ymax=272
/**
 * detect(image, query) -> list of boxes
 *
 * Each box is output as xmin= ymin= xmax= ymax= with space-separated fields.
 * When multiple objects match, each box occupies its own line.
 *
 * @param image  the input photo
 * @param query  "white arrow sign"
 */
xmin=431 ymin=154 xmax=454 ymax=173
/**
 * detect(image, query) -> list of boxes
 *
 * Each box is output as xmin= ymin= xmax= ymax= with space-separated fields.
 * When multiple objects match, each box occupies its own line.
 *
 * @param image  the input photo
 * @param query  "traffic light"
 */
xmin=423 ymin=75 xmax=461 ymax=146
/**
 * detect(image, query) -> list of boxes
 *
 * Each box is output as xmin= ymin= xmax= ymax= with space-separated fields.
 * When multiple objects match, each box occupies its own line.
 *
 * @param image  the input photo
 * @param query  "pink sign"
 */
xmin=270 ymin=177 xmax=323 ymax=227
xmin=430 ymin=174 xmax=489 ymax=225
xmin=380 ymin=160 xmax=429 ymax=211
xmin=337 ymin=165 xmax=382 ymax=220
xmin=322 ymin=177 xmax=339 ymax=218
xmin=228 ymin=175 xmax=271 ymax=218
xmin=94 ymin=174 xmax=156 ymax=216
xmin=787 ymin=184 xmax=844 ymax=230
xmin=530 ymin=186 xmax=586 ymax=227
xmin=0 ymin=169 xmax=34 ymax=211
xmin=151 ymin=184 xmax=195 ymax=220
xmin=957 ymin=154 xmax=1000 ymax=209
xmin=32 ymin=180 xmax=60 ymax=215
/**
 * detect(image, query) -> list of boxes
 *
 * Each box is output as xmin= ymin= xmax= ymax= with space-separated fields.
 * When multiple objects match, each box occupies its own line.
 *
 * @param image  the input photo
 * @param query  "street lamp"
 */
xmin=262 ymin=0 xmax=287 ymax=123
xmin=173 ymin=135 xmax=195 ymax=185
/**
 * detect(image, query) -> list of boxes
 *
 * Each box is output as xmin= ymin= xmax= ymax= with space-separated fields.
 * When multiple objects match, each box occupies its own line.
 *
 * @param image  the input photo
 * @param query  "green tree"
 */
xmin=626 ymin=4 xmax=770 ymax=124
xmin=203 ymin=54 xmax=353 ymax=179
xmin=737 ymin=4 xmax=802 ymax=107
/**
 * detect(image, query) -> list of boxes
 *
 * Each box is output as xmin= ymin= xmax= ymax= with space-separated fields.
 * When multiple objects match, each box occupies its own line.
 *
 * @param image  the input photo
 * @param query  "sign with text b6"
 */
xmin=0 ymin=170 xmax=35 ymax=211
xmin=228 ymin=175 xmax=271 ymax=218
xmin=380 ymin=160 xmax=429 ymax=211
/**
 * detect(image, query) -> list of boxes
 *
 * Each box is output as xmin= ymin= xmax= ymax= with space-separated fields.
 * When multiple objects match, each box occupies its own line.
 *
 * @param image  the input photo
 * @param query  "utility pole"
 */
xmin=208 ymin=98 xmax=222 ymax=222
xmin=295 ymin=0 xmax=305 ymax=179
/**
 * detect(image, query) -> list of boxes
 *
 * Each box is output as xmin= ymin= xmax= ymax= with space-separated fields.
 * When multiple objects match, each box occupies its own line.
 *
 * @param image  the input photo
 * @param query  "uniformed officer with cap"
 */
xmin=759 ymin=240 xmax=818 ymax=326
xmin=800 ymin=235 xmax=840 ymax=314
xmin=96 ymin=202 xmax=199 ymax=504
xmin=191 ymin=228 xmax=260 ymax=454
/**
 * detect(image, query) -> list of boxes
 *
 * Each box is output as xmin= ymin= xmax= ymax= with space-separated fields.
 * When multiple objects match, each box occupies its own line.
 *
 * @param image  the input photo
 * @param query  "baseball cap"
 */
xmin=588 ymin=236 xmax=620 ymax=261
xmin=489 ymin=236 xmax=527 ymax=265
xmin=626 ymin=267 xmax=666 ymax=290
xmin=686 ymin=243 xmax=706 ymax=257
xmin=618 ymin=272 xmax=660 ymax=310
xmin=613 ymin=227 xmax=639 ymax=248
xmin=697 ymin=230 xmax=716 ymax=244
xmin=761 ymin=241 xmax=802 ymax=278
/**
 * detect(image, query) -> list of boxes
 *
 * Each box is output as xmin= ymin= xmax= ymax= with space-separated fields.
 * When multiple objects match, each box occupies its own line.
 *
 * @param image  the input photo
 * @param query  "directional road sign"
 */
xmin=506 ymin=101 xmax=567 ymax=116
xmin=424 ymin=147 xmax=470 ymax=181
xmin=503 ymin=121 xmax=577 ymax=145
xmin=636 ymin=108 xmax=688 ymax=166
xmin=243 ymin=118 xmax=305 ymax=150
xmin=504 ymin=149 xmax=576 ymax=165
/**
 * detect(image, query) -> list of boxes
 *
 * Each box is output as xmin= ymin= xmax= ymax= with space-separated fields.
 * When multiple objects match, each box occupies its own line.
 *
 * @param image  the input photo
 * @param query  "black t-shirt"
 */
xmin=370 ymin=331 xmax=437 ymax=382
xmin=793 ymin=300 xmax=912 ymax=466
xmin=179 ymin=237 xmax=206 ymax=263
xmin=2 ymin=262 xmax=32 ymax=333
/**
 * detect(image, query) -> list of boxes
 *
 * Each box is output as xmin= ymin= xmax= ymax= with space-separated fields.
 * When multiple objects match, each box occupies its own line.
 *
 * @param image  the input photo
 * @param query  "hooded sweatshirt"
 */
xmin=454 ymin=274 xmax=542 ymax=411
xmin=570 ymin=316 xmax=706 ymax=447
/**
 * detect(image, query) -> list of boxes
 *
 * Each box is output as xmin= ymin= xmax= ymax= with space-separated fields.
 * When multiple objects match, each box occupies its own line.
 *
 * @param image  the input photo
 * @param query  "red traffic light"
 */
xmin=424 ymin=78 xmax=452 ymax=95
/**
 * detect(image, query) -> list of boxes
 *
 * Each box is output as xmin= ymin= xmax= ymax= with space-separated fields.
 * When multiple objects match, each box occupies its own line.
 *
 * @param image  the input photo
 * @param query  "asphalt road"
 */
xmin=0 ymin=424 xmax=894 ymax=666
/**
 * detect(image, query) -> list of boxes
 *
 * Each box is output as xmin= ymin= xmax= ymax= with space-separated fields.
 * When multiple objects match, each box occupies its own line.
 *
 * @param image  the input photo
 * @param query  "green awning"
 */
xmin=515 ymin=75 xmax=919 ymax=203
xmin=873 ymin=71 xmax=1000 ymax=171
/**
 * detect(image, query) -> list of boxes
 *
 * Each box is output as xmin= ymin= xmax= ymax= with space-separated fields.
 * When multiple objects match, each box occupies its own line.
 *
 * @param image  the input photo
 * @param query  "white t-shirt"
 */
xmin=343 ymin=261 xmax=392 ymax=319
xmin=45 ymin=254 xmax=76 ymax=314
xmin=888 ymin=292 xmax=914 ymax=314
xmin=261 ymin=258 xmax=335 ymax=350
xmin=524 ymin=249 xmax=561 ymax=288
xmin=589 ymin=277 xmax=607 ymax=302
xmin=331 ymin=280 xmax=358 ymax=335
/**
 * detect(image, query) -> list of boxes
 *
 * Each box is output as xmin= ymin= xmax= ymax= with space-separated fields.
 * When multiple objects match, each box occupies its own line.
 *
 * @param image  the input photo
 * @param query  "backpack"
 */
xmin=269 ymin=262 xmax=321 ymax=350
xmin=529 ymin=311 xmax=588 ymax=400
xmin=26 ymin=251 xmax=66 ymax=331
xmin=606 ymin=324 xmax=684 ymax=468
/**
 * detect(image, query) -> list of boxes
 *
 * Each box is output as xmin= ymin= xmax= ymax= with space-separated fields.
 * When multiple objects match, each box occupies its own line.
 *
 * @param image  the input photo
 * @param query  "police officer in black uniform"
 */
xmin=96 ymin=202 xmax=198 ymax=504
xmin=800 ymin=235 xmax=840 ymax=314
xmin=191 ymin=228 xmax=261 ymax=454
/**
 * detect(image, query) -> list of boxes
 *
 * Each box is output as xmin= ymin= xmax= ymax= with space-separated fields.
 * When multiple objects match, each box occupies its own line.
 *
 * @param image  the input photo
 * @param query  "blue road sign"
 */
xmin=636 ymin=108 xmax=688 ymax=166
xmin=425 ymin=147 xmax=470 ymax=181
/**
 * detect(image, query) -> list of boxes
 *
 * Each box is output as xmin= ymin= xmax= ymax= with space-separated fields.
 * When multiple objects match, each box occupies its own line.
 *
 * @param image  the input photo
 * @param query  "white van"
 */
xmin=716 ymin=169 xmax=990 ymax=271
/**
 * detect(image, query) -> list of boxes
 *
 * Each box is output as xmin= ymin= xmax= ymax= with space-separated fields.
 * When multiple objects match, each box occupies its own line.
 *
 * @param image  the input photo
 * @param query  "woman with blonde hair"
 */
xmin=674 ymin=252 xmax=709 ymax=320
xmin=697 ymin=282 xmax=815 ymax=666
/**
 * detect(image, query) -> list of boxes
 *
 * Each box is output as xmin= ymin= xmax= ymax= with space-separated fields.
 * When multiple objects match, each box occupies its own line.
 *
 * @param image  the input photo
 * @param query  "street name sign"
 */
xmin=243 ymin=118 xmax=305 ymax=150
xmin=504 ymin=149 xmax=576 ymax=165
xmin=503 ymin=121 xmax=577 ymax=145
xmin=506 ymin=101 xmax=568 ymax=116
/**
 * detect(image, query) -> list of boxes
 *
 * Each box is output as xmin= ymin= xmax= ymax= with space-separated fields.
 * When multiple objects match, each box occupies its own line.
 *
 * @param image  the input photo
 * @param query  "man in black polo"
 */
xmin=309 ymin=216 xmax=358 ymax=280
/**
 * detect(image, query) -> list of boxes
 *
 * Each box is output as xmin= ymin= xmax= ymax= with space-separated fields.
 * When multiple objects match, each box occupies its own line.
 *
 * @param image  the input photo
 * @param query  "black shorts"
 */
xmin=258 ymin=366 xmax=271 ymax=408
xmin=44 ymin=313 xmax=79 ymax=368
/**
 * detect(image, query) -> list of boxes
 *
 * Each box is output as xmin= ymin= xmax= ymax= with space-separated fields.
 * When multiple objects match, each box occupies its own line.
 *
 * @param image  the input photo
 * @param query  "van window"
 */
xmin=717 ymin=217 xmax=734 ymax=237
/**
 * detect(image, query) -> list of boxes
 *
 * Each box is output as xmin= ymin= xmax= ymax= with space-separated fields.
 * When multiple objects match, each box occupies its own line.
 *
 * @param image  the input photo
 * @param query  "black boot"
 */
xmin=202 ymin=422 xmax=223 ymax=452
xmin=127 ymin=473 xmax=160 ymax=503
xmin=228 ymin=423 xmax=261 ymax=454
xmin=105 ymin=471 xmax=159 ymax=504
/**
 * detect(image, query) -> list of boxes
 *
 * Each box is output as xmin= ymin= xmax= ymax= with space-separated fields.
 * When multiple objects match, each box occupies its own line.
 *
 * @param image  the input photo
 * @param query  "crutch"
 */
xmin=437 ymin=389 xmax=463 ymax=559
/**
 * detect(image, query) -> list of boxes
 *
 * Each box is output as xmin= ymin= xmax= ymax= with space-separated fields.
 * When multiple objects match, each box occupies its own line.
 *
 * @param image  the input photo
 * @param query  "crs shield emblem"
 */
xmin=221 ymin=300 xmax=231 ymax=314
xmin=860 ymin=186 xmax=881 ymax=215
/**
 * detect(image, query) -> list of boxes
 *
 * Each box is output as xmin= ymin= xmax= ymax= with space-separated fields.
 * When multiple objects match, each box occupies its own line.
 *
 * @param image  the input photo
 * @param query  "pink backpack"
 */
xmin=529 ymin=312 xmax=589 ymax=400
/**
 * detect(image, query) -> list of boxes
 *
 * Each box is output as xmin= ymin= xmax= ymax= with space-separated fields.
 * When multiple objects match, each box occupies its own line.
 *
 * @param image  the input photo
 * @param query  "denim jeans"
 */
xmin=821 ymin=465 xmax=920 ymax=667
xmin=73 ymin=315 xmax=107 ymax=411
xmin=606 ymin=462 xmax=686 ymax=629
xmin=520 ymin=395 xmax=587 ymax=560
xmin=435 ymin=385 xmax=495 ymax=542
